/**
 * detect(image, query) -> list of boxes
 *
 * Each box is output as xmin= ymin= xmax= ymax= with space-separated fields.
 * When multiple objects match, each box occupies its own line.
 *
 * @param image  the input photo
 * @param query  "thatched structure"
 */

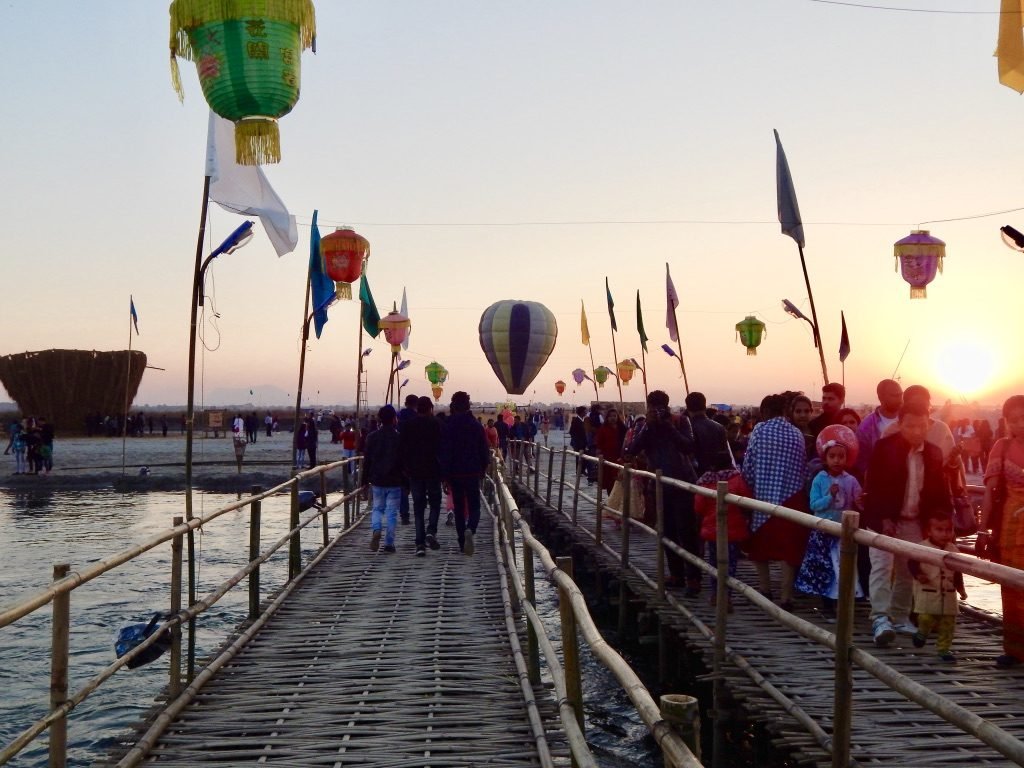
xmin=0 ymin=349 xmax=146 ymax=433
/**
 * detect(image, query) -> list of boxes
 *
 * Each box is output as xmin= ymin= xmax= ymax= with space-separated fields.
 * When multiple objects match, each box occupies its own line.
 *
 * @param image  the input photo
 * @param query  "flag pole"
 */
xmin=640 ymin=346 xmax=649 ymax=402
xmin=121 ymin=297 xmax=133 ymax=477
xmin=797 ymin=243 xmax=830 ymax=385
xmin=292 ymin=268 xmax=313 ymax=468
xmin=609 ymin=322 xmax=624 ymax=410
xmin=355 ymin=295 xmax=365 ymax=425
xmin=670 ymin=300 xmax=691 ymax=396
xmin=587 ymin=341 xmax=600 ymax=404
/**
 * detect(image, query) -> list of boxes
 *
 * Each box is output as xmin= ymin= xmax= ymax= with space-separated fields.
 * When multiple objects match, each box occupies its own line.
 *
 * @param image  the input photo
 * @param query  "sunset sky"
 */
xmin=2 ymin=1 xmax=1022 ymax=412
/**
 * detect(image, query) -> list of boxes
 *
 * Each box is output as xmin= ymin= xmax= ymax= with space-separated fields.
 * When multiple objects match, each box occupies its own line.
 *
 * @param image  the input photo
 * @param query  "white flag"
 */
xmin=665 ymin=263 xmax=680 ymax=343
xmin=205 ymin=112 xmax=298 ymax=257
xmin=399 ymin=287 xmax=410 ymax=350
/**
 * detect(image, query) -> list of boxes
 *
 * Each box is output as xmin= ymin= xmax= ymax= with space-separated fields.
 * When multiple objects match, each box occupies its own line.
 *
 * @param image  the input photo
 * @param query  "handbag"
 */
xmin=952 ymin=493 xmax=978 ymax=536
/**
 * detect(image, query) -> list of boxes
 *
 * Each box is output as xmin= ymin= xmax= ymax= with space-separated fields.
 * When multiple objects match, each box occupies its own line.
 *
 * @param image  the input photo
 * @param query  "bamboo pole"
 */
xmin=533 ymin=442 xmax=540 ymax=497
xmin=832 ymin=509 xmax=859 ymax=768
xmin=557 ymin=447 xmax=567 ymax=513
xmin=713 ymin=481 xmax=729 ymax=768
xmin=49 ymin=563 xmax=70 ymax=768
xmin=248 ymin=488 xmax=261 ymax=621
xmin=523 ymin=541 xmax=541 ymax=685
xmin=595 ymin=456 xmax=605 ymax=546
xmin=289 ymin=477 xmax=300 ymax=579
xmin=557 ymin=555 xmax=585 ymax=743
xmin=660 ymin=695 xmax=701 ymax=762
xmin=121 ymin=298 xmax=132 ymax=477
xmin=320 ymin=469 xmax=329 ymax=548
xmin=797 ymin=243 xmax=830 ymax=386
xmin=572 ymin=454 xmax=583 ymax=526
xmin=656 ymin=469 xmax=665 ymax=599
xmin=618 ymin=467 xmax=632 ymax=639
xmin=546 ymin=446 xmax=555 ymax=505
xmin=169 ymin=517 xmax=183 ymax=699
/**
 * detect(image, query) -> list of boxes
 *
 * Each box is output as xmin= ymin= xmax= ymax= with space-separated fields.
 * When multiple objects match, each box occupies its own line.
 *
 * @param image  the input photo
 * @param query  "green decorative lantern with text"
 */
xmin=594 ymin=366 xmax=613 ymax=387
xmin=735 ymin=315 xmax=766 ymax=356
xmin=169 ymin=0 xmax=317 ymax=165
xmin=425 ymin=361 xmax=449 ymax=387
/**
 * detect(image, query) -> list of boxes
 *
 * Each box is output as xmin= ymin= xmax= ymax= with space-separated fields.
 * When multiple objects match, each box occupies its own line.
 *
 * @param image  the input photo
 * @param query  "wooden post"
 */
xmin=342 ymin=461 xmax=351 ymax=528
xmin=557 ymin=556 xmax=584 ymax=739
xmin=595 ymin=456 xmax=605 ymax=545
xmin=289 ymin=477 xmax=301 ymax=580
xmin=49 ymin=563 xmax=70 ymax=768
xmin=505 ymin=493 xmax=516 ymax=566
xmin=713 ymin=480 xmax=729 ymax=768
xmin=557 ymin=447 xmax=567 ymax=513
xmin=524 ymin=543 xmax=541 ymax=685
xmin=572 ymin=454 xmax=583 ymax=527
xmin=170 ymin=517 xmax=183 ymax=699
xmin=655 ymin=469 xmax=665 ymax=599
xmin=832 ymin=510 xmax=860 ymax=768
xmin=546 ymin=447 xmax=555 ymax=505
xmin=660 ymin=694 xmax=701 ymax=761
xmin=320 ymin=469 xmax=329 ymax=548
xmin=618 ymin=467 xmax=632 ymax=639
xmin=248 ymin=488 xmax=261 ymax=621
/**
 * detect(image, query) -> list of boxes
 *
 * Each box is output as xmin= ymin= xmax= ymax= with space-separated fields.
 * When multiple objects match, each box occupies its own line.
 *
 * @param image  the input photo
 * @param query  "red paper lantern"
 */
xmin=320 ymin=228 xmax=369 ymax=300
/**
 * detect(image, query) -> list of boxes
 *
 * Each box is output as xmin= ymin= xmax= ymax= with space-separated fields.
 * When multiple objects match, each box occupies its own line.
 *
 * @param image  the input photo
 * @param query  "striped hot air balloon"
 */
xmin=478 ymin=300 xmax=557 ymax=395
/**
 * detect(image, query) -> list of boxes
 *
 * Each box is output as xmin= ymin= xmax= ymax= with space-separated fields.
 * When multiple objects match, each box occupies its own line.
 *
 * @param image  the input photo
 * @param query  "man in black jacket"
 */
xmin=685 ymin=391 xmax=729 ymax=477
xmin=864 ymin=401 xmax=952 ymax=646
xmin=363 ymin=405 xmax=403 ymax=553
xmin=401 ymin=396 xmax=443 ymax=557
xmin=439 ymin=391 xmax=490 ymax=556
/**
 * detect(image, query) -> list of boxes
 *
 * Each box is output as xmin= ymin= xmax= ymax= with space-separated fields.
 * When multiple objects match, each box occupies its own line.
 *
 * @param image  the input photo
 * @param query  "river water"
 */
xmin=0 ymin=486 xmax=1003 ymax=767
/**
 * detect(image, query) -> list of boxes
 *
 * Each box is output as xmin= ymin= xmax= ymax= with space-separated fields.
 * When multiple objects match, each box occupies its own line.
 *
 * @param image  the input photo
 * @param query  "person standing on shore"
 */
xmin=265 ymin=412 xmax=274 ymax=438
xmin=439 ymin=391 xmax=490 ymax=555
xmin=305 ymin=415 xmax=319 ymax=468
xmin=363 ymin=405 xmax=403 ymax=553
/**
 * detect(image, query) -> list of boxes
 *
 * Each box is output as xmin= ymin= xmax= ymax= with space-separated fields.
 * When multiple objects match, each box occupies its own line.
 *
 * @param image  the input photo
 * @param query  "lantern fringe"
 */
xmin=747 ymin=347 xmax=757 ymax=356
xmin=334 ymin=282 xmax=353 ymax=301
xmin=235 ymin=118 xmax=281 ymax=165
xmin=169 ymin=0 xmax=316 ymax=98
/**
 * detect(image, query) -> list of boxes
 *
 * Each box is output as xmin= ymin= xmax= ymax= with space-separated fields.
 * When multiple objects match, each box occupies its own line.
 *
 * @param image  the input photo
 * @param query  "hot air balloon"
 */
xmin=478 ymin=300 xmax=557 ymax=395
xmin=431 ymin=385 xmax=443 ymax=402
xmin=594 ymin=366 xmax=613 ymax=387
xmin=555 ymin=380 xmax=566 ymax=395
xmin=572 ymin=368 xmax=586 ymax=385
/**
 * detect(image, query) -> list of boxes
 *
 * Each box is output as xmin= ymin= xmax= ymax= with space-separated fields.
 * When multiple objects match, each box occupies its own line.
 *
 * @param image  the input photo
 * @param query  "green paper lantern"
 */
xmin=425 ymin=361 xmax=448 ymax=386
xmin=594 ymin=365 xmax=612 ymax=387
xmin=735 ymin=315 xmax=766 ymax=356
xmin=170 ymin=0 xmax=316 ymax=164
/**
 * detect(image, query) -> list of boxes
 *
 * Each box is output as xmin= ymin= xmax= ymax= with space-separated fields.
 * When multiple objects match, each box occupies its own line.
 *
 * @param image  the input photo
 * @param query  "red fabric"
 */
xmin=595 ymin=423 xmax=626 ymax=492
xmin=741 ymin=491 xmax=810 ymax=567
xmin=695 ymin=473 xmax=752 ymax=542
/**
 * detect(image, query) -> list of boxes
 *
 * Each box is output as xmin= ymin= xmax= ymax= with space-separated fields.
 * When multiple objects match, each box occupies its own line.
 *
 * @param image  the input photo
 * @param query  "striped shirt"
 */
xmin=742 ymin=417 xmax=807 ymax=531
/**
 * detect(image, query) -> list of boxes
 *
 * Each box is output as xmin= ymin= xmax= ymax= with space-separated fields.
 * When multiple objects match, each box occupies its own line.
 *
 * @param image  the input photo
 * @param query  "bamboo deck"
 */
xmin=117 ymin=509 xmax=568 ymax=767
xmin=521 ymin=456 xmax=1024 ymax=767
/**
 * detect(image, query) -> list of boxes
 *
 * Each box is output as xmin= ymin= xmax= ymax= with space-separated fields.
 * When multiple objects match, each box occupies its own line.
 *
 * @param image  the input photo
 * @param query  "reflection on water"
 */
xmin=0 ymin=488 xmax=305 ymax=767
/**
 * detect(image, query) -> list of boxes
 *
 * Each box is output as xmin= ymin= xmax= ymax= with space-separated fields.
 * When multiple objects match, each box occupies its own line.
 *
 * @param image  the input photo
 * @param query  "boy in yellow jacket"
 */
xmin=909 ymin=513 xmax=968 ymax=663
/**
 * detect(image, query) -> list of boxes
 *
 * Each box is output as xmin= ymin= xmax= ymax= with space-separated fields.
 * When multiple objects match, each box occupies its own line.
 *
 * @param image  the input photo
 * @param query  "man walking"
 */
xmin=809 ymin=382 xmax=846 ymax=439
xmin=439 ymin=391 xmax=490 ymax=555
xmin=363 ymin=405 xmax=404 ymax=553
xmin=401 ymin=396 xmax=443 ymax=557
xmin=864 ymin=401 xmax=952 ymax=646
xmin=685 ymin=391 xmax=729 ymax=476
xmin=856 ymin=379 xmax=903 ymax=474
xmin=397 ymin=394 xmax=418 ymax=525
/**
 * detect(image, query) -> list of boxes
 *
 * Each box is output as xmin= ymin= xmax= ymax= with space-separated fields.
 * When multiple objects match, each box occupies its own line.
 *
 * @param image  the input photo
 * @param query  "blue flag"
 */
xmin=309 ymin=210 xmax=335 ymax=339
xmin=130 ymin=297 xmax=139 ymax=335
xmin=774 ymin=129 xmax=805 ymax=248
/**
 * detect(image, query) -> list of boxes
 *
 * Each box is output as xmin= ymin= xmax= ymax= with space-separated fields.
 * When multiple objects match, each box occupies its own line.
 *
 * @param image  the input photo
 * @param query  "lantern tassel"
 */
xmin=170 ymin=55 xmax=184 ymax=102
xmin=334 ymin=283 xmax=353 ymax=301
xmin=747 ymin=347 xmax=757 ymax=356
xmin=235 ymin=118 xmax=281 ymax=165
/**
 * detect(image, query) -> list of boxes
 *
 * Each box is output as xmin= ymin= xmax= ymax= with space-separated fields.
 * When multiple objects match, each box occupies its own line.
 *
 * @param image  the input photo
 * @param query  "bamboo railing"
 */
xmin=510 ymin=439 xmax=1024 ymax=768
xmin=0 ymin=457 xmax=366 ymax=767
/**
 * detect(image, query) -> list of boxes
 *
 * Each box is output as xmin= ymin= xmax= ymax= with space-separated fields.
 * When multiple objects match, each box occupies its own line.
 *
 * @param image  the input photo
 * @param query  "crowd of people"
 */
xmin=559 ymin=381 xmax=1023 ymax=668
xmin=4 ymin=417 xmax=55 ymax=475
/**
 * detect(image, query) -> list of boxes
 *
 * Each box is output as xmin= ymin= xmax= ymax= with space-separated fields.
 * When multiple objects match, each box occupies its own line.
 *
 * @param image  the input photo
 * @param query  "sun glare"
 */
xmin=932 ymin=338 xmax=997 ymax=400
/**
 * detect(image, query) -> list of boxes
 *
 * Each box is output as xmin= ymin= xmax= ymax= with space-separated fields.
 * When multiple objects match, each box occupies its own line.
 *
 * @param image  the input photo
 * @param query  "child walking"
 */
xmin=694 ymin=455 xmax=751 ymax=611
xmin=795 ymin=440 xmax=863 ymax=621
xmin=909 ymin=513 xmax=967 ymax=663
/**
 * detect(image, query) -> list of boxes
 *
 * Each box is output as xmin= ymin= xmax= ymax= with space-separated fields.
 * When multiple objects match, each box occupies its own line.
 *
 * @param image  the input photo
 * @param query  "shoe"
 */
xmin=425 ymin=533 xmax=440 ymax=550
xmin=383 ymin=544 xmax=396 ymax=553
xmin=912 ymin=632 xmax=927 ymax=648
xmin=995 ymin=654 xmax=1021 ymax=669
xmin=464 ymin=529 xmax=475 ymax=556
xmin=873 ymin=617 xmax=895 ymax=648
xmin=401 ymin=516 xmax=410 ymax=525
xmin=415 ymin=546 xmax=426 ymax=557
xmin=683 ymin=580 xmax=701 ymax=599
xmin=821 ymin=608 xmax=837 ymax=623
xmin=445 ymin=512 xmax=455 ymax=527
xmin=892 ymin=621 xmax=918 ymax=635
xmin=370 ymin=530 xmax=381 ymax=551
xmin=937 ymin=651 xmax=957 ymax=663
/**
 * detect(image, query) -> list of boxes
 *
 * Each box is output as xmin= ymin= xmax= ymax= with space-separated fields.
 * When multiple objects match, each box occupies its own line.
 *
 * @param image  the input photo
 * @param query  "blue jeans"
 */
xmin=448 ymin=476 xmax=481 ymax=549
xmin=371 ymin=486 xmax=401 ymax=546
xmin=410 ymin=477 xmax=442 ymax=548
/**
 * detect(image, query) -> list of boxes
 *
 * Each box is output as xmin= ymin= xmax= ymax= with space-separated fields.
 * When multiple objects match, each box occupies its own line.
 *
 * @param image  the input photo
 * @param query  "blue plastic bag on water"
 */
xmin=114 ymin=613 xmax=170 ymax=669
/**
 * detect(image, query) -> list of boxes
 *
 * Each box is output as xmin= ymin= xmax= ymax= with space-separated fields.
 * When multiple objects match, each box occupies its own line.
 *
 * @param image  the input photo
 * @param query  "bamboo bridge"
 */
xmin=5 ymin=444 xmax=1024 ymax=767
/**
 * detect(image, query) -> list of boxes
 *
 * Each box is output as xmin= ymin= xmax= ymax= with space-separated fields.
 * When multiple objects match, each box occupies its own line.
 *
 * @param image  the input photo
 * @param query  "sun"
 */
xmin=932 ymin=337 xmax=996 ymax=399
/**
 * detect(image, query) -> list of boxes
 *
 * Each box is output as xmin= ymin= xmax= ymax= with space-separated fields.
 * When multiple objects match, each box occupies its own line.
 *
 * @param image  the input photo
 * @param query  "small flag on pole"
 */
xmin=665 ymin=263 xmax=680 ymax=342
xmin=581 ymin=301 xmax=591 ymax=346
xmin=839 ymin=311 xmax=851 ymax=362
xmin=774 ymin=129 xmax=805 ymax=248
xmin=359 ymin=274 xmax=381 ymax=338
xmin=636 ymin=290 xmax=649 ymax=353
xmin=605 ymin=277 xmax=617 ymax=332
xmin=130 ymin=297 xmax=139 ymax=335
xmin=309 ymin=210 xmax=335 ymax=339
